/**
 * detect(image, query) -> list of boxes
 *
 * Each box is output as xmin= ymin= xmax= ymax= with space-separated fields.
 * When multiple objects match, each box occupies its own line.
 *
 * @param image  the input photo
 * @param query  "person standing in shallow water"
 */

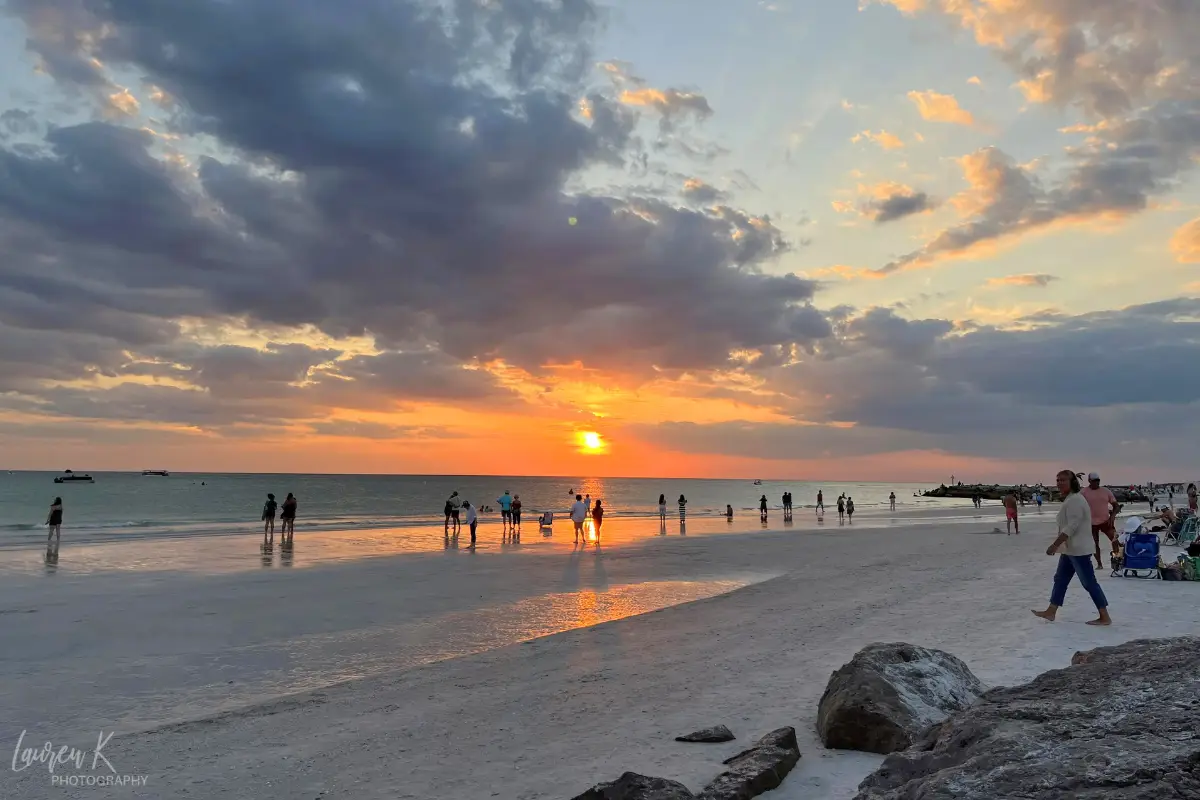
xmin=836 ymin=495 xmax=845 ymax=523
xmin=657 ymin=494 xmax=667 ymax=522
xmin=889 ymin=491 xmax=896 ymax=511
xmin=759 ymin=494 xmax=768 ymax=521
xmin=677 ymin=494 xmax=687 ymax=521
xmin=262 ymin=493 xmax=278 ymax=543
xmin=816 ymin=490 xmax=824 ymax=515
xmin=46 ymin=497 xmax=63 ymax=553
xmin=846 ymin=496 xmax=855 ymax=522
xmin=280 ymin=493 xmax=297 ymax=543
xmin=1033 ymin=470 xmax=1112 ymax=626
xmin=592 ymin=500 xmax=604 ymax=540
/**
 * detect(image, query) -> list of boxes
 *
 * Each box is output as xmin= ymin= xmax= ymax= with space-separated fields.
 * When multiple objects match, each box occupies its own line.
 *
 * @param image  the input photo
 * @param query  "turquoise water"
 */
xmin=0 ymin=472 xmax=948 ymax=546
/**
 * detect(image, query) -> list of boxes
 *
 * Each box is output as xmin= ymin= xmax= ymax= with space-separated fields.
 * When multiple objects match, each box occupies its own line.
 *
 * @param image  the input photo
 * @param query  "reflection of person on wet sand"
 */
xmin=1033 ymin=470 xmax=1111 ymax=626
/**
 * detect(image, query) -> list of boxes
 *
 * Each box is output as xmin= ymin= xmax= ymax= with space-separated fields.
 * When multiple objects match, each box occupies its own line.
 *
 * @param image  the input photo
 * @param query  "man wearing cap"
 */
xmin=1081 ymin=472 xmax=1121 ymax=570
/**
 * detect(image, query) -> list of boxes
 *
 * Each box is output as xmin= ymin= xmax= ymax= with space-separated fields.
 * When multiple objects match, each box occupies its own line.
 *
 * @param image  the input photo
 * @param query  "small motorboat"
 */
xmin=753 ymin=479 xmax=763 ymax=485
xmin=54 ymin=470 xmax=94 ymax=484
xmin=141 ymin=470 xmax=170 ymax=477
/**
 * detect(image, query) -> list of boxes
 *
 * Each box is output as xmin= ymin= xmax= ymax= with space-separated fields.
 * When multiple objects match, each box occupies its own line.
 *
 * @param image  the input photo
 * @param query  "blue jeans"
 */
xmin=1050 ymin=555 xmax=1108 ymax=609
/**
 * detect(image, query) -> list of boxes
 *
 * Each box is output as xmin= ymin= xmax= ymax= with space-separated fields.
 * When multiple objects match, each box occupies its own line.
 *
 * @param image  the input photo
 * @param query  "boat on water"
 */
xmin=141 ymin=470 xmax=170 ymax=477
xmin=753 ymin=479 xmax=763 ymax=485
xmin=54 ymin=470 xmax=94 ymax=484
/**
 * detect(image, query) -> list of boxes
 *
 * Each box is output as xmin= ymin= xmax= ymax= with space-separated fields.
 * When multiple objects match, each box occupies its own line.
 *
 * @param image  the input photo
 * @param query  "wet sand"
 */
xmin=3 ymin=505 xmax=1196 ymax=799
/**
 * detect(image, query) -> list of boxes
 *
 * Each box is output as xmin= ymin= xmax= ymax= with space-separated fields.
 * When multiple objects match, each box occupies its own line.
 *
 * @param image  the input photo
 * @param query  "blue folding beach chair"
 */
xmin=1117 ymin=532 xmax=1161 ymax=579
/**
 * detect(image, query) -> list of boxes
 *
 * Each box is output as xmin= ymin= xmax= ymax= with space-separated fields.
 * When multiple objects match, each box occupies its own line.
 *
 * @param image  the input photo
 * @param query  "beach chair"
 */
xmin=1116 ymin=531 xmax=1161 ymax=579
xmin=1165 ymin=515 xmax=1199 ymax=547
xmin=539 ymin=511 xmax=554 ymax=528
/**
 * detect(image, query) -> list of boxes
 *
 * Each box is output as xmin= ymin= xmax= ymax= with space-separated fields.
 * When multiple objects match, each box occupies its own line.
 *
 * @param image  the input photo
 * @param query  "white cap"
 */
xmin=1123 ymin=516 xmax=1144 ymax=534
xmin=1088 ymin=472 xmax=1100 ymax=481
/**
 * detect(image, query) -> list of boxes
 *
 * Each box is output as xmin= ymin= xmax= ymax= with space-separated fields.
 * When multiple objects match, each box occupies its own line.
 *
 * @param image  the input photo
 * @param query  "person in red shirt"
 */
xmin=1080 ymin=472 xmax=1121 ymax=570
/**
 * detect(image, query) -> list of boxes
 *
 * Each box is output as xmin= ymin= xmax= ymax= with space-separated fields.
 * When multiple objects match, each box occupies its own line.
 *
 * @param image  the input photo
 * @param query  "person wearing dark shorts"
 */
xmin=445 ymin=491 xmax=461 ymax=535
xmin=511 ymin=495 xmax=522 ymax=529
xmin=262 ymin=493 xmax=278 ymax=540
xmin=1081 ymin=473 xmax=1120 ymax=570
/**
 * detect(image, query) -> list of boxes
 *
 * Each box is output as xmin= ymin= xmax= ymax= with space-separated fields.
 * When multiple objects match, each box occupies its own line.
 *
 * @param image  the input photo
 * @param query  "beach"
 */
xmin=3 ymin=506 xmax=1198 ymax=799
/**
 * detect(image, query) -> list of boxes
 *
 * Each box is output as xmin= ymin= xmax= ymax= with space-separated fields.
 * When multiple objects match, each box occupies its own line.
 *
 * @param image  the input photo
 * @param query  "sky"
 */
xmin=0 ymin=0 xmax=1197 ymax=481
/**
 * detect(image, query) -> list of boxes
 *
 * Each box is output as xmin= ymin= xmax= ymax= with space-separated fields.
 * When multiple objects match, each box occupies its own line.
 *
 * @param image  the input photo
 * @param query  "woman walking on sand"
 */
xmin=658 ymin=494 xmax=667 ymax=522
xmin=1033 ymin=470 xmax=1111 ymax=626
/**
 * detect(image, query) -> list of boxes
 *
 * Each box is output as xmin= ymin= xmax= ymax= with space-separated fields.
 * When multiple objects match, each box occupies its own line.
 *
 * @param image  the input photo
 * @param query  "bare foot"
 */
xmin=1086 ymin=617 xmax=1112 ymax=626
xmin=1031 ymin=609 xmax=1056 ymax=621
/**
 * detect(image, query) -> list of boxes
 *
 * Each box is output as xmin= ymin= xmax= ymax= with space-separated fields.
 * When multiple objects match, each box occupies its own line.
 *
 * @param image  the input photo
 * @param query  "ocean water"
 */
xmin=0 ymin=471 xmax=945 ymax=546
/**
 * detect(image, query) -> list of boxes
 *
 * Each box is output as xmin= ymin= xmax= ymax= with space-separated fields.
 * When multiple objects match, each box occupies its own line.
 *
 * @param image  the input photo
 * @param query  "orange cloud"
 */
xmin=851 ymin=130 xmax=905 ymax=150
xmin=907 ymin=90 xmax=975 ymax=126
xmin=105 ymin=87 xmax=140 ymax=117
xmin=809 ymin=264 xmax=889 ymax=281
xmin=985 ymin=274 xmax=1059 ymax=288
xmin=1171 ymin=217 xmax=1200 ymax=263
xmin=967 ymin=76 xmax=983 ymax=86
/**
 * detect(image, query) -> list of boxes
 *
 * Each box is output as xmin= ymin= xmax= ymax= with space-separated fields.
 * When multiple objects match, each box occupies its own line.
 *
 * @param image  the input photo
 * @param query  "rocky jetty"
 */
xmin=921 ymin=482 xmax=1149 ymax=504
xmin=817 ymin=643 xmax=985 ymax=754
xmin=854 ymin=637 xmax=1200 ymax=799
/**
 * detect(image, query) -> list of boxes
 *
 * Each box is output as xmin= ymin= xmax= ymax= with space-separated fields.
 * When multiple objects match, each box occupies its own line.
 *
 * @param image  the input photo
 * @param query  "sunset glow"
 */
xmin=0 ymin=1 xmax=1197 ymax=480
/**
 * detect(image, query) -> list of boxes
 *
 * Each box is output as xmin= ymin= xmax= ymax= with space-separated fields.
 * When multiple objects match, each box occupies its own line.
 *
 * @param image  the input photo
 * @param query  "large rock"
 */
xmin=817 ymin=643 xmax=985 ymax=754
xmin=676 ymin=725 xmax=736 ymax=743
xmin=570 ymin=772 xmax=694 ymax=800
xmin=855 ymin=637 xmax=1200 ymax=799
xmin=697 ymin=727 xmax=800 ymax=800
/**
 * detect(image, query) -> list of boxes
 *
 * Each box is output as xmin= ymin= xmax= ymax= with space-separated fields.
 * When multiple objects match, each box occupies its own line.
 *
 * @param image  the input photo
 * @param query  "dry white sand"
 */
xmin=2 ymin=506 xmax=1198 ymax=799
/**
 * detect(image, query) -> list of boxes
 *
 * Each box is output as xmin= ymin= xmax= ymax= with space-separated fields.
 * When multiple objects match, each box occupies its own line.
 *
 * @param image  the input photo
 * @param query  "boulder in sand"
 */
xmin=817 ymin=643 xmax=985 ymax=754
xmin=676 ymin=725 xmax=735 ymax=743
xmin=570 ymin=772 xmax=694 ymax=800
xmin=855 ymin=637 xmax=1200 ymax=799
xmin=696 ymin=727 xmax=800 ymax=800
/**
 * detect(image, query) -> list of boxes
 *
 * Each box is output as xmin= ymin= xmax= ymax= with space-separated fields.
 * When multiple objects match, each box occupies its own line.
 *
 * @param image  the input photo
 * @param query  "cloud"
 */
xmin=865 ymin=1 xmax=1200 ymax=278
xmin=851 ymin=130 xmax=905 ymax=150
xmin=1172 ymin=217 xmax=1200 ymax=263
xmin=967 ymin=76 xmax=982 ymax=87
xmin=644 ymin=300 xmax=1200 ymax=472
xmin=985 ymin=274 xmax=1059 ymax=288
xmin=0 ymin=0 xmax=838 ymax=435
xmin=907 ymin=90 xmax=975 ymax=126
xmin=681 ymin=178 xmax=727 ymax=204
xmin=832 ymin=182 xmax=937 ymax=224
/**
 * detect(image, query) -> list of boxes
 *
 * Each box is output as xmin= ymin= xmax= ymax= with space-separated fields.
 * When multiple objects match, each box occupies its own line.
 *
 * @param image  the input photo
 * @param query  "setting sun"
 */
xmin=579 ymin=431 xmax=606 ymax=454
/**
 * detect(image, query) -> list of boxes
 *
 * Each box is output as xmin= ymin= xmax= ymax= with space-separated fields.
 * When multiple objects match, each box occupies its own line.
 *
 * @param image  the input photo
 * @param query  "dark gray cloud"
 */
xmin=0 ymin=0 xmax=828 ymax=392
xmin=868 ymin=189 xmax=935 ymax=223
xmin=636 ymin=299 xmax=1200 ymax=474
